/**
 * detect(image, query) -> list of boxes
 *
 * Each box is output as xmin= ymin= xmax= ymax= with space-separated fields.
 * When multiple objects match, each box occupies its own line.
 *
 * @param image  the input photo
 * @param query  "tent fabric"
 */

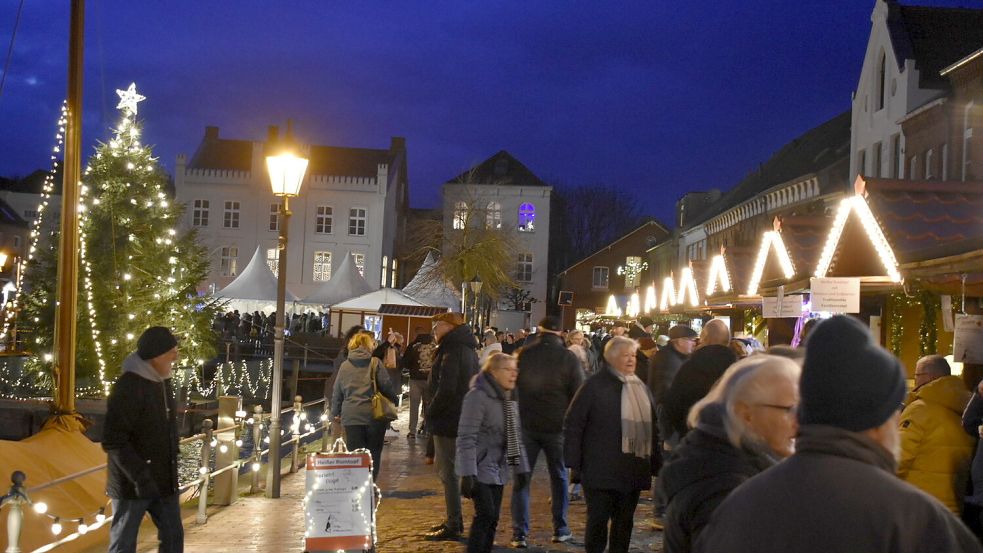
xmin=401 ymin=252 xmax=461 ymax=310
xmin=216 ymin=245 xmax=297 ymax=302
xmin=331 ymin=288 xmax=425 ymax=311
xmin=0 ymin=419 xmax=110 ymax=552
xmin=302 ymin=252 xmax=373 ymax=306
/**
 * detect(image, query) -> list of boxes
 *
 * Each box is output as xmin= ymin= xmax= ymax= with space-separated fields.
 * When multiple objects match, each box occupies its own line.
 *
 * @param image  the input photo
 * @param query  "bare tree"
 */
xmin=552 ymin=183 xmax=647 ymax=270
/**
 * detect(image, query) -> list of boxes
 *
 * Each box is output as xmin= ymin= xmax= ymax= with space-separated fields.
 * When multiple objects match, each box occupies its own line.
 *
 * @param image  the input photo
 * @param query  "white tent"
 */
xmin=402 ymin=251 xmax=461 ymax=310
xmin=215 ymin=246 xmax=297 ymax=313
xmin=329 ymin=288 xmax=426 ymax=337
xmin=302 ymin=251 xmax=373 ymax=306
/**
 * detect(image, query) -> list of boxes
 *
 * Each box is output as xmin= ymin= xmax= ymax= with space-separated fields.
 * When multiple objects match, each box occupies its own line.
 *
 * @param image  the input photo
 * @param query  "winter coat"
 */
xmin=658 ymin=403 xmax=775 ymax=553
xmin=331 ymin=347 xmax=398 ymax=427
xmin=898 ymin=375 xmax=974 ymax=513
xmin=401 ymin=335 xmax=436 ymax=381
xmin=694 ymin=425 xmax=982 ymax=553
xmin=427 ymin=324 xmax=480 ymax=438
xmin=455 ymin=372 xmax=531 ymax=485
xmin=563 ymin=367 xmax=661 ymax=493
xmin=662 ymin=345 xmax=736 ymax=440
xmin=963 ymin=392 xmax=983 ymax=506
xmin=568 ymin=344 xmax=590 ymax=376
xmin=102 ymin=353 xmax=180 ymax=500
xmin=516 ymin=332 xmax=585 ymax=434
xmin=647 ymin=344 xmax=689 ymax=406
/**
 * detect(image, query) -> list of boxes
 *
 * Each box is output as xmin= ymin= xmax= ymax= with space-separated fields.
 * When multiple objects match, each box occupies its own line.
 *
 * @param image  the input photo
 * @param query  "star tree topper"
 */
xmin=115 ymin=83 xmax=146 ymax=116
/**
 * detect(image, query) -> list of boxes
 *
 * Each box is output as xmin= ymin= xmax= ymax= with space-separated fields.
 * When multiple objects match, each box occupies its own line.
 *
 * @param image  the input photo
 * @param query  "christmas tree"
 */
xmin=21 ymin=84 xmax=220 ymax=394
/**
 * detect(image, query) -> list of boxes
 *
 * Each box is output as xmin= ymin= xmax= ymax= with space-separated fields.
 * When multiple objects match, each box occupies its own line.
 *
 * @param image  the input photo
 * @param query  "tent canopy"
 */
xmin=402 ymin=251 xmax=460 ymax=310
xmin=331 ymin=288 xmax=425 ymax=311
xmin=215 ymin=245 xmax=297 ymax=302
xmin=302 ymin=251 xmax=373 ymax=306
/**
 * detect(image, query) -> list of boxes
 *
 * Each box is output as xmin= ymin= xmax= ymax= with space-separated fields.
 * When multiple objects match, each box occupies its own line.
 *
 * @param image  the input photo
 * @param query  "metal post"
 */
xmin=290 ymin=395 xmax=302 ymax=473
xmin=213 ymin=396 xmax=240 ymax=505
xmin=197 ymin=419 xmax=213 ymax=524
xmin=3 ymin=471 xmax=27 ymax=553
xmin=267 ymin=196 xmax=291 ymax=498
xmin=250 ymin=405 xmax=263 ymax=494
xmin=53 ymin=0 xmax=85 ymax=413
xmin=289 ymin=358 xmax=300 ymax=404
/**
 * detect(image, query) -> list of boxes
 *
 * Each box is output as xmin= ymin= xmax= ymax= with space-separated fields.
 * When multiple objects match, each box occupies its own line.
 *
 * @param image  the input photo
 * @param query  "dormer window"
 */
xmin=517 ymin=203 xmax=535 ymax=232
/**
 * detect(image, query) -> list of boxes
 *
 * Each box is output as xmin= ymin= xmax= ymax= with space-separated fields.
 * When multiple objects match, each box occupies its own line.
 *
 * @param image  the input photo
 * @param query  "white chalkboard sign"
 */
xmin=304 ymin=451 xmax=375 ymax=552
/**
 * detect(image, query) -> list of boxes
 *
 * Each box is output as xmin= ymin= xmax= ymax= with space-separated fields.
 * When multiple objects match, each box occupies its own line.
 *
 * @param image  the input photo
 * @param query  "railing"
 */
xmin=0 ymin=393 xmax=330 ymax=553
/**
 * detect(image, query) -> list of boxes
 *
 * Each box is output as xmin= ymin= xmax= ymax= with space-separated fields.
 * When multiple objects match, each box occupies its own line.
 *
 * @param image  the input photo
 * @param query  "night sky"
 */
xmin=0 ymin=1 xmax=979 ymax=225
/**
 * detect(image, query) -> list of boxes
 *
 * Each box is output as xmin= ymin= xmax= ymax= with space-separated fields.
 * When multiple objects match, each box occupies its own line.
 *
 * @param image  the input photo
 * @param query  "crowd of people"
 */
xmin=212 ymin=309 xmax=330 ymax=343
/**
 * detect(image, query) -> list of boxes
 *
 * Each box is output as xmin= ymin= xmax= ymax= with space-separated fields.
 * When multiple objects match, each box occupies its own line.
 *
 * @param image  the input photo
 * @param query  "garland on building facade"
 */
xmin=888 ymin=290 xmax=939 ymax=359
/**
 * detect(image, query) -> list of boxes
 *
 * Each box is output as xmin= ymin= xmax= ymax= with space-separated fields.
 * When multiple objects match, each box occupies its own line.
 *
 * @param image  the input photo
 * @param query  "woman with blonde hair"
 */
xmin=331 ymin=331 xmax=398 ymax=479
xmin=565 ymin=329 xmax=592 ymax=375
xmin=657 ymin=354 xmax=800 ymax=553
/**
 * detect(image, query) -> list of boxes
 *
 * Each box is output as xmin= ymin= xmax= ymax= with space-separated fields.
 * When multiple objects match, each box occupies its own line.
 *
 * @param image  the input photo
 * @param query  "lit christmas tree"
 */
xmin=22 ymin=84 xmax=220 ymax=394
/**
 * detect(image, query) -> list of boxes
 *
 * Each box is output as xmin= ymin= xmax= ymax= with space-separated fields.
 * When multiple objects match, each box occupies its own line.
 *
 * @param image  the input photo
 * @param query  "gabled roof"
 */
xmin=216 ymin=246 xmax=298 ymax=302
xmin=332 ymin=288 xmax=425 ymax=311
xmin=302 ymin=251 xmax=373 ymax=306
xmin=886 ymin=1 xmax=983 ymax=87
xmin=402 ymin=251 xmax=461 ymax=310
xmin=377 ymin=304 xmax=449 ymax=317
xmin=686 ymin=110 xmax=851 ymax=230
xmin=447 ymin=150 xmax=547 ymax=187
xmin=559 ymin=219 xmax=670 ymax=275
xmin=0 ymin=169 xmax=63 ymax=195
xmin=188 ymin=136 xmax=253 ymax=171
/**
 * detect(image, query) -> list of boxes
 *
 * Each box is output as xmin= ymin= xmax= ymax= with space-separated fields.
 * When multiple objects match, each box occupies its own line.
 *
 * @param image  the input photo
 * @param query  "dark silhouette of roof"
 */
xmin=447 ymin=150 xmax=546 ymax=186
xmin=0 ymin=197 xmax=28 ymax=227
xmin=886 ymin=1 xmax=983 ymax=88
xmin=0 ymin=169 xmax=63 ymax=195
xmin=306 ymin=145 xmax=392 ymax=178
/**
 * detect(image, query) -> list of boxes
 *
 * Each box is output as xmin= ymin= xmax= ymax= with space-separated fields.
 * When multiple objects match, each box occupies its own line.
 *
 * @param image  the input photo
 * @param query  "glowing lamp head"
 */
xmin=266 ymin=152 xmax=308 ymax=197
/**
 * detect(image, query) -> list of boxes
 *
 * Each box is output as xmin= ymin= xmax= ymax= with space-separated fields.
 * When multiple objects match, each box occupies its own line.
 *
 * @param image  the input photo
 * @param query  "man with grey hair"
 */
xmin=898 ymin=355 xmax=975 ymax=513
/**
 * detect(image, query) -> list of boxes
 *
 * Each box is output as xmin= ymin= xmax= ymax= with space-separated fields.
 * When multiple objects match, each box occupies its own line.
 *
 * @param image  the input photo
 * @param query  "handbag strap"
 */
xmin=370 ymin=358 xmax=379 ymax=394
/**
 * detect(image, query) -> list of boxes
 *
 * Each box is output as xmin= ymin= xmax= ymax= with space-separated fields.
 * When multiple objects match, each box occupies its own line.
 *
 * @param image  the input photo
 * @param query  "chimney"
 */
xmin=267 ymin=125 xmax=279 ymax=145
xmin=390 ymin=136 xmax=406 ymax=153
xmin=204 ymin=126 xmax=219 ymax=141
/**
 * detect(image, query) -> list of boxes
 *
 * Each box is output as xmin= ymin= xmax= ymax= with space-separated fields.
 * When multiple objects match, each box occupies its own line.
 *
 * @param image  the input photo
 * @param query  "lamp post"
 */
xmin=265 ymin=141 xmax=308 ymax=499
xmin=469 ymin=276 xmax=483 ymax=330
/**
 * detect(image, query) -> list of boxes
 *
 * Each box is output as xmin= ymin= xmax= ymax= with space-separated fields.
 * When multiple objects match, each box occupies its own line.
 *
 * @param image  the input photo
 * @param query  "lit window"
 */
xmin=453 ymin=201 xmax=468 ymax=230
xmin=517 ymin=203 xmax=535 ymax=232
xmin=266 ymin=247 xmax=279 ymax=277
xmin=592 ymin=266 xmax=609 ymax=289
xmin=353 ymin=253 xmax=365 ymax=276
xmin=223 ymin=201 xmax=240 ymax=229
xmin=348 ymin=208 xmax=366 ymax=236
xmin=485 ymin=201 xmax=502 ymax=229
xmin=391 ymin=258 xmax=398 ymax=287
xmin=517 ymin=253 xmax=533 ymax=282
xmin=313 ymin=251 xmax=331 ymax=282
xmin=269 ymin=202 xmax=280 ymax=232
xmin=381 ymin=255 xmax=388 ymax=287
xmin=315 ymin=206 xmax=333 ymax=234
xmin=220 ymin=246 xmax=238 ymax=277
xmin=192 ymin=199 xmax=209 ymax=227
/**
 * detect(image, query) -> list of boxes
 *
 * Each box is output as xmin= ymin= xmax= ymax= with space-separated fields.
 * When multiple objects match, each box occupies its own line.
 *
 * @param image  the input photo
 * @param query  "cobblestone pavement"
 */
xmin=101 ymin=408 xmax=664 ymax=552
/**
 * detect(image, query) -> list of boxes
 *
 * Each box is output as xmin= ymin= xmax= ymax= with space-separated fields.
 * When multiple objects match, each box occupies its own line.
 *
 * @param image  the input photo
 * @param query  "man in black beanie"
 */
xmin=103 ymin=326 xmax=183 ymax=553
xmin=696 ymin=315 xmax=981 ymax=553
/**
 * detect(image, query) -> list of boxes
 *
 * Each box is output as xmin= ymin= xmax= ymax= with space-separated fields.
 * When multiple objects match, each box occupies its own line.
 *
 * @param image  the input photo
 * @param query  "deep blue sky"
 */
xmin=0 ymin=1 xmax=978 ymax=225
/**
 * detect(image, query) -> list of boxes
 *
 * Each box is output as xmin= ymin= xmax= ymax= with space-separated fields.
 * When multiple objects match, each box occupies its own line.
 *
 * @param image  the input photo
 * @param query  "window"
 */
xmin=452 ymin=201 xmax=468 ymax=230
xmin=925 ymin=149 xmax=934 ymax=180
xmin=223 ymin=201 xmax=240 ymax=229
xmin=592 ymin=266 xmax=609 ymax=289
xmin=942 ymin=143 xmax=949 ymax=180
xmin=269 ymin=202 xmax=280 ymax=232
xmin=313 ymin=251 xmax=331 ymax=281
xmin=220 ymin=246 xmax=238 ymax=277
xmin=517 ymin=203 xmax=535 ymax=232
xmin=192 ymin=199 xmax=209 ymax=227
xmin=23 ymin=210 xmax=37 ymax=220
xmin=381 ymin=255 xmax=388 ymax=287
xmin=517 ymin=253 xmax=533 ymax=282
xmin=348 ymin=208 xmax=366 ymax=236
xmin=353 ymin=253 xmax=365 ymax=276
xmin=485 ymin=201 xmax=502 ymax=229
xmin=315 ymin=206 xmax=333 ymax=234
xmin=876 ymin=50 xmax=887 ymax=111
xmin=13 ymin=236 xmax=20 ymax=248
xmin=909 ymin=155 xmax=918 ymax=181
xmin=391 ymin=258 xmax=398 ymax=287
xmin=266 ymin=247 xmax=279 ymax=277
xmin=873 ymin=142 xmax=882 ymax=178
xmin=856 ymin=149 xmax=866 ymax=177
xmin=891 ymin=135 xmax=901 ymax=178
xmin=964 ymin=102 xmax=975 ymax=181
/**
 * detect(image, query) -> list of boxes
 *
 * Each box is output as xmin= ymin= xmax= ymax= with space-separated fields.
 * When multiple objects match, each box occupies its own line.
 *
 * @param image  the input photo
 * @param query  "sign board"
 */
xmin=954 ymin=314 xmax=983 ymax=365
xmin=809 ymin=277 xmax=861 ymax=313
xmin=304 ymin=452 xmax=375 ymax=552
xmin=558 ymin=291 xmax=574 ymax=306
xmin=941 ymin=296 xmax=954 ymax=333
xmin=762 ymin=295 xmax=804 ymax=318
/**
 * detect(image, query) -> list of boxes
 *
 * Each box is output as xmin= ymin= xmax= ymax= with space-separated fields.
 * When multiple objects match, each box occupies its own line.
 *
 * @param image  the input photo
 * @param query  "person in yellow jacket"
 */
xmin=898 ymin=355 xmax=975 ymax=513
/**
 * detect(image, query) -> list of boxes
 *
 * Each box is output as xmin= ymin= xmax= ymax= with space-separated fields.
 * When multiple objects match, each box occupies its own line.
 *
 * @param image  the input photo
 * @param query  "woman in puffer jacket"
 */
xmin=456 ymin=353 xmax=531 ymax=553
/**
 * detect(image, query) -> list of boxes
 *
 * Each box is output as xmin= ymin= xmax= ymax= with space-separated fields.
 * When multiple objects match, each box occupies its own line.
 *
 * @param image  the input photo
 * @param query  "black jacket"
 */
xmin=648 ymin=345 xmax=689 ymax=406
xmin=427 ymin=324 xmax=480 ymax=438
xmin=564 ymin=368 xmax=661 ymax=493
xmin=102 ymin=356 xmax=180 ymax=500
xmin=401 ymin=335 xmax=436 ymax=381
xmin=516 ymin=332 xmax=585 ymax=434
xmin=659 ymin=404 xmax=774 ymax=553
xmin=662 ymin=345 xmax=736 ymax=440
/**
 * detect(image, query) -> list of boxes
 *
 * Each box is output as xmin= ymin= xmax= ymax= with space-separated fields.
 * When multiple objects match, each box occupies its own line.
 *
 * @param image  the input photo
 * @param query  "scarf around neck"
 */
xmin=484 ymin=373 xmax=522 ymax=466
xmin=609 ymin=366 xmax=652 ymax=458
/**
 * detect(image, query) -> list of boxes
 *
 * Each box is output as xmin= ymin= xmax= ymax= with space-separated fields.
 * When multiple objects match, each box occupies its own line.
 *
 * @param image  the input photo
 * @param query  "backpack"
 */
xmin=415 ymin=342 xmax=436 ymax=374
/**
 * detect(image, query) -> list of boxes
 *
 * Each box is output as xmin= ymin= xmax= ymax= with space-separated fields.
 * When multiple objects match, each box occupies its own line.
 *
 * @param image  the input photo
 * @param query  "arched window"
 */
xmin=876 ymin=50 xmax=887 ymax=111
xmin=517 ymin=203 xmax=535 ymax=232
xmin=485 ymin=201 xmax=502 ymax=229
xmin=452 ymin=201 xmax=468 ymax=230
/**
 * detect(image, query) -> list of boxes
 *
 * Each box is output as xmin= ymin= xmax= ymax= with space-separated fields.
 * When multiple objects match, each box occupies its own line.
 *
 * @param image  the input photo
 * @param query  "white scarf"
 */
xmin=609 ymin=366 xmax=652 ymax=458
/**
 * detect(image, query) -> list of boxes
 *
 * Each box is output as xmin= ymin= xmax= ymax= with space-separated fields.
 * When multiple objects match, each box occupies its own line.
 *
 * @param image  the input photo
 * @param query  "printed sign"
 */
xmin=953 ymin=314 xmax=983 ymax=365
xmin=304 ymin=452 xmax=375 ymax=552
xmin=809 ymin=277 xmax=861 ymax=314
xmin=762 ymin=295 xmax=804 ymax=318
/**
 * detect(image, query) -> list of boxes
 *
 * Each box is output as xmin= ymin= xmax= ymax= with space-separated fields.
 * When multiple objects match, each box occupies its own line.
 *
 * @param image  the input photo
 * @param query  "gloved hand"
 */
xmin=514 ymin=471 xmax=531 ymax=489
xmin=569 ymin=468 xmax=582 ymax=484
xmin=460 ymin=475 xmax=476 ymax=499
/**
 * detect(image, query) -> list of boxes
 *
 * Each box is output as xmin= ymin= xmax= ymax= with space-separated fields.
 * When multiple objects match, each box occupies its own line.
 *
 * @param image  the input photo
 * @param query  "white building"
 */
xmin=174 ymin=126 xmax=408 ymax=299
xmin=851 ymin=0 xmax=983 ymax=179
xmin=442 ymin=151 xmax=551 ymax=325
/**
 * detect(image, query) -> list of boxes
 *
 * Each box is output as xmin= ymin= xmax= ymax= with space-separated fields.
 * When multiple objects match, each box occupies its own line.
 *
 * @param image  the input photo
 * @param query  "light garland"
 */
xmin=643 ymin=284 xmax=657 ymax=313
xmin=676 ymin=266 xmax=700 ymax=307
xmin=746 ymin=230 xmax=795 ymax=296
xmin=625 ymin=292 xmax=640 ymax=318
xmin=705 ymin=253 xmax=731 ymax=296
xmin=814 ymin=195 xmax=901 ymax=283
xmin=302 ymin=444 xmax=381 ymax=552
xmin=605 ymin=295 xmax=622 ymax=317
xmin=659 ymin=276 xmax=676 ymax=312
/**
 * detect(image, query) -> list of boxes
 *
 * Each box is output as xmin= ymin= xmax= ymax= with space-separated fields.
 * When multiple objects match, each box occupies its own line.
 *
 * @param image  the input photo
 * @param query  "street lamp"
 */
xmin=265 ymin=139 xmax=308 ymax=499
xmin=469 ymin=276 xmax=482 ymax=330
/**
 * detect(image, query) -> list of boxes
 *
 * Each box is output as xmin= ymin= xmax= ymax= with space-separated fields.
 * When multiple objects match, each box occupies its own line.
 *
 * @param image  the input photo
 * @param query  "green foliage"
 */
xmin=888 ymin=290 xmax=939 ymax=358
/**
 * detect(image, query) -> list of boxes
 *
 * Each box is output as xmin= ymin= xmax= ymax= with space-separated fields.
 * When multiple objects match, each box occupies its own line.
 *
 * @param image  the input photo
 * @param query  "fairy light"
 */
xmin=746 ymin=231 xmax=795 ymax=296
xmin=659 ymin=276 xmax=676 ymax=311
xmin=676 ymin=266 xmax=700 ymax=307
xmin=625 ymin=292 xmax=640 ymax=318
xmin=643 ymin=284 xmax=657 ymax=313
xmin=605 ymin=295 xmax=622 ymax=317
xmin=814 ymin=195 xmax=901 ymax=283
xmin=50 ymin=518 xmax=62 ymax=535
xmin=706 ymin=253 xmax=731 ymax=296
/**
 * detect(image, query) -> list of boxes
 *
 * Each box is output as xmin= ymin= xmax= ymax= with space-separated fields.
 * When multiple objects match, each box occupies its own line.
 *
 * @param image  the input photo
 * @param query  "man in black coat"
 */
xmin=425 ymin=312 xmax=480 ymax=540
xmin=103 ymin=326 xmax=183 ymax=553
xmin=662 ymin=345 xmax=737 ymax=442
xmin=510 ymin=316 xmax=585 ymax=546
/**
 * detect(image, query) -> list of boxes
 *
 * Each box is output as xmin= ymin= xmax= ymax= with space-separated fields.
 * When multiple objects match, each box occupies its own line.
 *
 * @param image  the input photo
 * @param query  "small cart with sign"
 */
xmin=303 ymin=445 xmax=377 ymax=552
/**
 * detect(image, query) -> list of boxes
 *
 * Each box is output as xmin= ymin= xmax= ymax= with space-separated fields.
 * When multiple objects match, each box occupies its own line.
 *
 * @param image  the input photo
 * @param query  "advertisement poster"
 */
xmin=810 ymin=277 xmax=861 ymax=313
xmin=304 ymin=452 xmax=374 ymax=552
xmin=954 ymin=314 xmax=983 ymax=365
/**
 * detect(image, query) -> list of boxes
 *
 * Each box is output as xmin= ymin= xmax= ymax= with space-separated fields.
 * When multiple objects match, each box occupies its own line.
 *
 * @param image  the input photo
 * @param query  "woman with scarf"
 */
xmin=564 ymin=336 xmax=661 ymax=553
xmin=456 ymin=353 xmax=530 ymax=553
xmin=658 ymin=354 xmax=800 ymax=553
